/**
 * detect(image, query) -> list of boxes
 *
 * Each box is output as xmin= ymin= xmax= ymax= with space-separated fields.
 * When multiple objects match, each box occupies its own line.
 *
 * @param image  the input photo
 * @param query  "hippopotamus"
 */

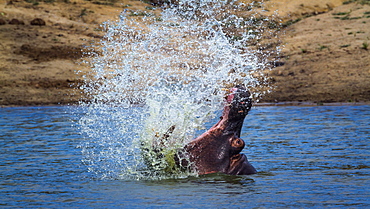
xmin=142 ymin=86 xmax=257 ymax=175
xmin=178 ymin=86 xmax=257 ymax=175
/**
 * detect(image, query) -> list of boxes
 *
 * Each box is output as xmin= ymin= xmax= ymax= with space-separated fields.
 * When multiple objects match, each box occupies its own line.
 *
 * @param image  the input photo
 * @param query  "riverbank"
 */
xmin=261 ymin=0 xmax=370 ymax=103
xmin=0 ymin=0 xmax=369 ymax=106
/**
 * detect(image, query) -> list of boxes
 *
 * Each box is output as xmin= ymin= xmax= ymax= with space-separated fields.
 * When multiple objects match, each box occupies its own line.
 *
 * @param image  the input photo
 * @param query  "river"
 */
xmin=1 ymin=105 xmax=369 ymax=208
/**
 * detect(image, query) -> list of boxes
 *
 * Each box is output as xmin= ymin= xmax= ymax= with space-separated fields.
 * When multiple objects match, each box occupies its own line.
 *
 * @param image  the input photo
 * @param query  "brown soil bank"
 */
xmin=0 ymin=0 xmax=369 ymax=106
xmin=0 ymin=0 xmax=152 ymax=106
xmin=261 ymin=0 xmax=370 ymax=103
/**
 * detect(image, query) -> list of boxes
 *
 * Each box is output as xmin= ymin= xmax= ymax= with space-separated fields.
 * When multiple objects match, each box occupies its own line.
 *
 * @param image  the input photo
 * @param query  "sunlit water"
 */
xmin=1 ymin=105 xmax=369 ymax=208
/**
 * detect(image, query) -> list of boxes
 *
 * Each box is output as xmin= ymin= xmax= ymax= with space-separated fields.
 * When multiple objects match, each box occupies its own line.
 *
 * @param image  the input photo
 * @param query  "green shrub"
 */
xmin=362 ymin=42 xmax=369 ymax=50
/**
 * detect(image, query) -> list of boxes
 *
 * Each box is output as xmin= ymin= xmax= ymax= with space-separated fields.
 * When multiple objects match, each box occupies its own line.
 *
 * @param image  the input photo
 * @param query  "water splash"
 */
xmin=78 ymin=0 xmax=278 ymax=180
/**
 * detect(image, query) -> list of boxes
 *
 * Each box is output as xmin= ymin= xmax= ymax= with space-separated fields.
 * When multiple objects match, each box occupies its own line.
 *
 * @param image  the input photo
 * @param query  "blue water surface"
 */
xmin=0 ymin=105 xmax=369 ymax=208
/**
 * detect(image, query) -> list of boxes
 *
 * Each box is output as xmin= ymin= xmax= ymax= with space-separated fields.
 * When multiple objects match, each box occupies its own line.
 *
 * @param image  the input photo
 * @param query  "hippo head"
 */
xmin=182 ymin=86 xmax=257 ymax=175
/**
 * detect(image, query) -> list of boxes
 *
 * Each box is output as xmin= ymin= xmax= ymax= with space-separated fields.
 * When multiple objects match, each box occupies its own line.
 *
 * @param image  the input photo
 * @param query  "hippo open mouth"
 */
xmin=142 ymin=86 xmax=257 ymax=175
xmin=177 ymin=86 xmax=257 ymax=175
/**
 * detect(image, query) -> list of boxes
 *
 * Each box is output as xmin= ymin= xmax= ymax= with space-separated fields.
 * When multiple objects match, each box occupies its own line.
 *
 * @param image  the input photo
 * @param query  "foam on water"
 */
xmin=78 ymin=0 xmax=277 ymax=180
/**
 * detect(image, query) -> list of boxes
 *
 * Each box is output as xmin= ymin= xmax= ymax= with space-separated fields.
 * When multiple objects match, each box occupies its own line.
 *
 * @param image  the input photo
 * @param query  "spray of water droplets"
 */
xmin=78 ymin=0 xmax=278 ymax=180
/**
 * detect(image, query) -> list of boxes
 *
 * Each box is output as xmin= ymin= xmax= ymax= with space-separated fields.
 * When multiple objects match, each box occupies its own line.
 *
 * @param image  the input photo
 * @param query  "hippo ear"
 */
xmin=227 ymin=154 xmax=257 ymax=175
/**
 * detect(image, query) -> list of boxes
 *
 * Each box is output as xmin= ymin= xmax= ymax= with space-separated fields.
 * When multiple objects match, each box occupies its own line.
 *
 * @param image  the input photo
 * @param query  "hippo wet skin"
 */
xmin=142 ymin=86 xmax=257 ymax=175
xmin=176 ymin=87 xmax=257 ymax=175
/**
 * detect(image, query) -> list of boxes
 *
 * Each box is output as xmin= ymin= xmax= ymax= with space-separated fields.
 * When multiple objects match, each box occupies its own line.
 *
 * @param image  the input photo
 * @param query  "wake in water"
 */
xmin=78 ymin=0 xmax=280 ymax=180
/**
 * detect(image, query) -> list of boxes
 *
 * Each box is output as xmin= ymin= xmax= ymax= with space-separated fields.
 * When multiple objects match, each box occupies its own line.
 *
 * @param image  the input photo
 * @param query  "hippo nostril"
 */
xmin=230 ymin=137 xmax=245 ymax=149
xmin=232 ymin=138 xmax=244 ymax=147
